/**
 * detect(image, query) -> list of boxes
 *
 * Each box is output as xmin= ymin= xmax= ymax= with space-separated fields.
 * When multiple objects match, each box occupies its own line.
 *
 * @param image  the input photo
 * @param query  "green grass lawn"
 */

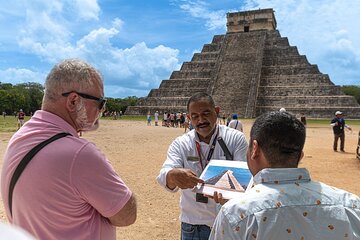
xmin=1 ymin=115 xmax=359 ymax=133
xmin=0 ymin=116 xmax=24 ymax=132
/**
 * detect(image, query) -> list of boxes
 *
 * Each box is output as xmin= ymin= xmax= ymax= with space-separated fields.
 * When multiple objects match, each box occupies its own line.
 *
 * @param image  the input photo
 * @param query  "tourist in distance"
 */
xmin=330 ymin=111 xmax=352 ymax=152
xmin=299 ymin=112 xmax=307 ymax=127
xmin=147 ymin=111 xmax=152 ymax=126
xmin=17 ymin=109 xmax=25 ymax=129
xmin=154 ymin=110 xmax=159 ymax=126
xmin=157 ymin=92 xmax=248 ymax=240
xmin=228 ymin=113 xmax=243 ymax=132
xmin=210 ymin=111 xmax=360 ymax=239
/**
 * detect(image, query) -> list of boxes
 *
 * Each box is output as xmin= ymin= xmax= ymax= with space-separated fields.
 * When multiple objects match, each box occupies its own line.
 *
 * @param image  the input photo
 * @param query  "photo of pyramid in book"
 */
xmin=201 ymin=165 xmax=251 ymax=193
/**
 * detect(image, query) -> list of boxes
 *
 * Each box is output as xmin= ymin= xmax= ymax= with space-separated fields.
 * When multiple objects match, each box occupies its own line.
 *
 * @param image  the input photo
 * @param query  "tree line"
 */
xmin=0 ymin=82 xmax=139 ymax=115
xmin=341 ymin=85 xmax=360 ymax=105
xmin=1 ymin=82 xmax=359 ymax=116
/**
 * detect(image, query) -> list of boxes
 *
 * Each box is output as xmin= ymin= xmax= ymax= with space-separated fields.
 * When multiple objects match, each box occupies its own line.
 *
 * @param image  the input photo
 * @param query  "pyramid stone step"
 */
xmin=263 ymin=46 xmax=299 ymax=56
xmin=258 ymin=85 xmax=342 ymax=96
xmin=261 ymin=65 xmax=320 ymax=75
xmin=192 ymin=52 xmax=219 ymax=61
xmin=201 ymin=43 xmax=221 ymax=52
xmin=265 ymin=37 xmax=290 ymax=48
xmin=170 ymin=70 xmax=212 ymax=79
xmin=211 ymin=35 xmax=225 ymax=44
xmin=262 ymin=55 xmax=309 ymax=66
xmin=265 ymin=30 xmax=281 ymax=38
xmin=180 ymin=61 xmax=217 ymax=71
xmin=261 ymin=74 xmax=332 ymax=85
xmin=159 ymin=79 xmax=210 ymax=88
xmin=148 ymin=88 xmax=208 ymax=97
xmin=134 ymin=97 xmax=189 ymax=107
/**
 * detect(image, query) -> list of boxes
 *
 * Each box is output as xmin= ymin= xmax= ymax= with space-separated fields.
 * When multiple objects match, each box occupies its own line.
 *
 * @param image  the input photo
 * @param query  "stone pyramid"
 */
xmin=205 ymin=170 xmax=245 ymax=191
xmin=126 ymin=8 xmax=360 ymax=118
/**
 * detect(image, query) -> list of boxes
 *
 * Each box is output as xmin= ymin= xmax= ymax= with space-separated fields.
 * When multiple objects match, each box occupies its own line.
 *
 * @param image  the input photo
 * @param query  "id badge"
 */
xmin=196 ymin=193 xmax=208 ymax=203
xmin=187 ymin=156 xmax=200 ymax=162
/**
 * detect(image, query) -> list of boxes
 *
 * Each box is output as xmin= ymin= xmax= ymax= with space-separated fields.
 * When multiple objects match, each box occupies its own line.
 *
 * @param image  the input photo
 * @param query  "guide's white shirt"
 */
xmin=156 ymin=124 xmax=248 ymax=227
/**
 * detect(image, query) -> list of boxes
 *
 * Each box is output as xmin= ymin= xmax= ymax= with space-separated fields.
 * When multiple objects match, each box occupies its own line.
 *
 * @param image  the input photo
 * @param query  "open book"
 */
xmin=193 ymin=160 xmax=252 ymax=199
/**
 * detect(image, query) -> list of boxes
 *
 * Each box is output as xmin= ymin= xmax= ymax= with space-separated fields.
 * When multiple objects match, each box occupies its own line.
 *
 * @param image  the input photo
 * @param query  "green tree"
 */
xmin=342 ymin=85 xmax=360 ymax=104
xmin=0 ymin=82 xmax=44 ymax=114
xmin=104 ymin=96 xmax=139 ymax=113
xmin=0 ymin=81 xmax=138 ymax=115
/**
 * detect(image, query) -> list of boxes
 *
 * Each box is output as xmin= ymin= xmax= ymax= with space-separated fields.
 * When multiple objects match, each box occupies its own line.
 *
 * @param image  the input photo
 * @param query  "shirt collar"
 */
xmin=195 ymin=124 xmax=219 ymax=144
xmin=32 ymin=110 xmax=79 ymax=137
xmin=253 ymin=168 xmax=311 ymax=185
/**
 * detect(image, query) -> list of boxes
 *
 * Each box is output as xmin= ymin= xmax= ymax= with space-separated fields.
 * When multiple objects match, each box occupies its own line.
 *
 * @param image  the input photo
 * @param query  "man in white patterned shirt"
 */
xmin=210 ymin=111 xmax=360 ymax=240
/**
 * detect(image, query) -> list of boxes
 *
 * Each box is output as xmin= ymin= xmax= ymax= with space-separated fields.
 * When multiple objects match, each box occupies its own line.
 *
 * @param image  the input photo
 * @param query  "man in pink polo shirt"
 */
xmin=1 ymin=59 xmax=137 ymax=240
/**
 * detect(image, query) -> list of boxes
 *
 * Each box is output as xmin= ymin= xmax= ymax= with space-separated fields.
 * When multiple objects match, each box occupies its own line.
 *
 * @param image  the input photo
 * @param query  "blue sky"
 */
xmin=0 ymin=0 xmax=359 ymax=98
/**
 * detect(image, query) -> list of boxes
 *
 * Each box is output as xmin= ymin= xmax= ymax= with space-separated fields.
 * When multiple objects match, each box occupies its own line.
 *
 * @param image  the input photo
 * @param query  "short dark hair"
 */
xmin=187 ymin=92 xmax=215 ymax=111
xmin=250 ymin=111 xmax=306 ymax=167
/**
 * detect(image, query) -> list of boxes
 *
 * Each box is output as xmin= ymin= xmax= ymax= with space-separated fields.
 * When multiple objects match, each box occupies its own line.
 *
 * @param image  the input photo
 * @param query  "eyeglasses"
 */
xmin=62 ymin=91 xmax=106 ymax=110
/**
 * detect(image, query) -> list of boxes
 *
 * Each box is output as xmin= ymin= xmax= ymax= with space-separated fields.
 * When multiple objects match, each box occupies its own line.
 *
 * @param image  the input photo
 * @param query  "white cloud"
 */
xmin=99 ymin=42 xmax=180 ymax=90
xmin=112 ymin=18 xmax=124 ymax=29
xmin=74 ymin=0 xmax=100 ymax=21
xmin=0 ymin=68 xmax=46 ymax=84
xmin=7 ymin=0 xmax=179 ymax=97
xmin=179 ymin=1 xmax=227 ymax=30
xmin=73 ymin=24 xmax=179 ymax=93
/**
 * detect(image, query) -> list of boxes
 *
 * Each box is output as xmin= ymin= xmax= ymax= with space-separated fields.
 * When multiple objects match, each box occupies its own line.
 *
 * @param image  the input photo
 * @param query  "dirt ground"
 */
xmin=0 ymin=119 xmax=359 ymax=239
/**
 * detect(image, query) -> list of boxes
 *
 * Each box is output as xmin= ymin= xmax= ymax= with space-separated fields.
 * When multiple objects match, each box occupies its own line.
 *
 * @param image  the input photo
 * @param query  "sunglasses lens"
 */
xmin=100 ymin=100 xmax=106 ymax=110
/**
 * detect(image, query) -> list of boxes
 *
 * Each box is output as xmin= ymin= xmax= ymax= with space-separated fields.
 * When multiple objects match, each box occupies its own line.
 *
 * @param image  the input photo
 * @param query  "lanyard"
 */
xmin=195 ymin=128 xmax=219 ymax=170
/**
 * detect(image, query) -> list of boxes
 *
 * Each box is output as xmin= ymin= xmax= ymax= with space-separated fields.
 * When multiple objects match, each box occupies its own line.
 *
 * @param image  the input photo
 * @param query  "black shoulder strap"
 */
xmin=8 ymin=132 xmax=71 ymax=216
xmin=217 ymin=137 xmax=233 ymax=160
xmin=235 ymin=120 xmax=239 ymax=130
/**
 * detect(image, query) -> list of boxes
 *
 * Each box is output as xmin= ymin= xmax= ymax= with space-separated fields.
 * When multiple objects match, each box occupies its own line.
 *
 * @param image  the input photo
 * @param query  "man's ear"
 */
xmin=65 ymin=93 xmax=79 ymax=112
xmin=250 ymin=140 xmax=269 ymax=171
xmin=297 ymin=151 xmax=304 ymax=165
xmin=300 ymin=151 xmax=304 ymax=160
xmin=215 ymin=106 xmax=220 ymax=114
xmin=250 ymin=140 xmax=260 ymax=160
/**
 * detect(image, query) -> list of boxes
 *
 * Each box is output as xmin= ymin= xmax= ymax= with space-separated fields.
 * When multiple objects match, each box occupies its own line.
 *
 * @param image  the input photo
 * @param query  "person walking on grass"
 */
xmin=331 ymin=111 xmax=352 ymax=152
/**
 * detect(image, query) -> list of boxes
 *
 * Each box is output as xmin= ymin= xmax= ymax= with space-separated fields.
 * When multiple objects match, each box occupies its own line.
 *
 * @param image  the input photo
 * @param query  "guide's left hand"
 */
xmin=205 ymin=191 xmax=228 ymax=205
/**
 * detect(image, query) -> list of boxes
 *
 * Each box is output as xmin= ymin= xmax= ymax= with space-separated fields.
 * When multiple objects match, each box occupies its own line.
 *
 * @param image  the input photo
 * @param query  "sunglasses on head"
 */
xmin=62 ymin=91 xmax=106 ymax=110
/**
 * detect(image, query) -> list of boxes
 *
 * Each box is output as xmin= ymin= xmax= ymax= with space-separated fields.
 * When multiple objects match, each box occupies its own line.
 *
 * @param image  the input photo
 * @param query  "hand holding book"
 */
xmin=193 ymin=160 xmax=252 ymax=199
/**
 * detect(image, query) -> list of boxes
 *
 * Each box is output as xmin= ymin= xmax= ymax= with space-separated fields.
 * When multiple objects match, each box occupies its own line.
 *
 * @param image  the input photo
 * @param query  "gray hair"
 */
xmin=43 ymin=59 xmax=103 ymax=102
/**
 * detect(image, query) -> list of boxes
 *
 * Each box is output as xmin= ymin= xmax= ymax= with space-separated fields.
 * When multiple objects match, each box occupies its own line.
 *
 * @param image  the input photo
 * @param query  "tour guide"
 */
xmin=157 ymin=92 xmax=248 ymax=240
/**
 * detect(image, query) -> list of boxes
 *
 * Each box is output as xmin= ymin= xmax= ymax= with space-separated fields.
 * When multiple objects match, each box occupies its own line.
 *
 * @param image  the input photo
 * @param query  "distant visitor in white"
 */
xmin=228 ymin=114 xmax=243 ymax=132
xmin=330 ymin=111 xmax=352 ymax=152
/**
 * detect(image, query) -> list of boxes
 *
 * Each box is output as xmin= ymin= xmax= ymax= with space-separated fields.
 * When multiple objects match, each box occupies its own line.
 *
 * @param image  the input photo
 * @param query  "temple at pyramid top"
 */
xmin=126 ymin=8 xmax=360 ymax=119
xmin=226 ymin=8 xmax=277 ymax=33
